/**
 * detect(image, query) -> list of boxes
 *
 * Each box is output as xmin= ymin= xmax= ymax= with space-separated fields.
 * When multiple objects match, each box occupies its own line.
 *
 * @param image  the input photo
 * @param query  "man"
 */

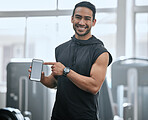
xmin=29 ymin=1 xmax=112 ymax=120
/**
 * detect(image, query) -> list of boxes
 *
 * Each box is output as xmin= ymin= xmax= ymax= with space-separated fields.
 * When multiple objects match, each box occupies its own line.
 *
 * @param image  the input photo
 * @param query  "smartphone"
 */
xmin=30 ymin=59 xmax=44 ymax=81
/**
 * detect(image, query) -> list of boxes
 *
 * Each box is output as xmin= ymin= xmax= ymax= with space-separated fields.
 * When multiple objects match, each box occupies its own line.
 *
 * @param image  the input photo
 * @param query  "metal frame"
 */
xmin=0 ymin=8 xmax=116 ymax=18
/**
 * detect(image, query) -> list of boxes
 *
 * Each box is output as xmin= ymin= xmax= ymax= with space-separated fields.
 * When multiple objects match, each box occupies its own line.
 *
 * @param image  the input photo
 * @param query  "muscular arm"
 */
xmin=67 ymin=52 xmax=109 ymax=94
xmin=44 ymin=52 xmax=109 ymax=94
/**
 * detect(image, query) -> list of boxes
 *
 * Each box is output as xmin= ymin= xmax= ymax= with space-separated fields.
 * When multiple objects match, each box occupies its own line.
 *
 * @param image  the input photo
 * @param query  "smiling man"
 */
xmin=72 ymin=5 xmax=96 ymax=39
xmin=33 ymin=1 xmax=112 ymax=120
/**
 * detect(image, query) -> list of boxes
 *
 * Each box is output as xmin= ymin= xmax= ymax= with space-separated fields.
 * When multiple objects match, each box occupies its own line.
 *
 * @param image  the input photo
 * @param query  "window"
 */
xmin=0 ymin=0 xmax=57 ymax=11
xmin=0 ymin=18 xmax=26 ymax=85
xmin=135 ymin=0 xmax=148 ymax=6
xmin=93 ymin=13 xmax=116 ymax=59
xmin=93 ymin=0 xmax=117 ymax=8
xmin=135 ymin=13 xmax=148 ymax=57
xmin=26 ymin=17 xmax=57 ymax=61
xmin=58 ymin=0 xmax=117 ymax=9
xmin=26 ymin=16 xmax=74 ymax=61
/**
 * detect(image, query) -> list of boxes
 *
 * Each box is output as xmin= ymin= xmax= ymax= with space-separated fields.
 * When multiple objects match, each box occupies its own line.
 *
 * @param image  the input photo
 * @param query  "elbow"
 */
xmin=93 ymin=88 xmax=100 ymax=95
xmin=90 ymin=87 xmax=100 ymax=95
xmin=91 ymin=79 xmax=105 ymax=95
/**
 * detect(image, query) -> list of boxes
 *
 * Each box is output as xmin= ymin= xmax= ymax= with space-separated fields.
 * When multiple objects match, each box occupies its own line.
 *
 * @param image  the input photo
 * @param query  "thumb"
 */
xmin=41 ymin=72 xmax=45 ymax=81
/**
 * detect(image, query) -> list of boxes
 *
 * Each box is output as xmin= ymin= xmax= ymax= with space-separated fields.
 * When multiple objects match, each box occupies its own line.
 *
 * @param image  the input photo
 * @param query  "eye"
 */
xmin=75 ymin=16 xmax=81 ymax=19
xmin=85 ymin=17 xmax=91 ymax=21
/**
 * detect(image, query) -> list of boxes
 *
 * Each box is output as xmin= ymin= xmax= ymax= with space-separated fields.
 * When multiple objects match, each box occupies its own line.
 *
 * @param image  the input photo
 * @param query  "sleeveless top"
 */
xmin=51 ymin=35 xmax=112 ymax=120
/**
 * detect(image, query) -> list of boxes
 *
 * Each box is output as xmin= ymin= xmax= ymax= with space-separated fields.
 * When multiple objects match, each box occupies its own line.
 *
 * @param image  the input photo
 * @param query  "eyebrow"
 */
xmin=75 ymin=14 xmax=82 ymax=17
xmin=75 ymin=14 xmax=91 ymax=19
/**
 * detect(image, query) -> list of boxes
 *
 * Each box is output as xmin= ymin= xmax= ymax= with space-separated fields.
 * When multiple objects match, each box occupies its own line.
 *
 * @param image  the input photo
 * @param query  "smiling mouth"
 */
xmin=77 ymin=27 xmax=85 ymax=31
xmin=75 ymin=24 xmax=88 ymax=32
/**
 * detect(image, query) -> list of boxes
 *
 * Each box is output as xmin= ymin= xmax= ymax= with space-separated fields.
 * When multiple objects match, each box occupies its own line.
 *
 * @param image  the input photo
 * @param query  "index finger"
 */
xmin=44 ymin=62 xmax=57 ymax=65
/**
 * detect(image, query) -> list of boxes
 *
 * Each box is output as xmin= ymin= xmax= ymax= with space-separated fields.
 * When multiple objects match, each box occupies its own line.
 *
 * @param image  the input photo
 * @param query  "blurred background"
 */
xmin=0 ymin=0 xmax=148 ymax=120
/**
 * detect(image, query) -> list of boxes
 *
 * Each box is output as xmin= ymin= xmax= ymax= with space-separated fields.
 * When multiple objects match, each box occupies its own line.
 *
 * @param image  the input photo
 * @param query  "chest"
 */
xmin=57 ymin=44 xmax=94 ymax=76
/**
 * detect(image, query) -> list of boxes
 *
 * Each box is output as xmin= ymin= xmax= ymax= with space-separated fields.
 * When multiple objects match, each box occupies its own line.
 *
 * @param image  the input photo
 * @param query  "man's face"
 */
xmin=71 ymin=7 xmax=96 ymax=37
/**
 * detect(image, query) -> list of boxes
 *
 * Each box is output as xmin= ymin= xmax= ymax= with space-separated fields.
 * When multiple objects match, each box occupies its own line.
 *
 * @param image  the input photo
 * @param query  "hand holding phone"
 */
xmin=30 ymin=59 xmax=44 ymax=81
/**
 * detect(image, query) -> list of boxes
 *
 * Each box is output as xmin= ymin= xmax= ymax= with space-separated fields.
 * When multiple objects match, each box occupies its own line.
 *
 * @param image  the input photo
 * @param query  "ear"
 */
xmin=92 ymin=19 xmax=96 ymax=26
xmin=71 ymin=16 xmax=74 ymax=23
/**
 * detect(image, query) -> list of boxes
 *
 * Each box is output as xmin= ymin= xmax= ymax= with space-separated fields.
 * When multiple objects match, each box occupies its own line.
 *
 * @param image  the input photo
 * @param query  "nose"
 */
xmin=79 ymin=19 xmax=85 ymax=25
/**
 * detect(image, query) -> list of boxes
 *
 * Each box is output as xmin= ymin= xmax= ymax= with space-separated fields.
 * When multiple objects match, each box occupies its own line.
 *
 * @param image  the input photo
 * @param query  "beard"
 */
xmin=73 ymin=23 xmax=91 ymax=36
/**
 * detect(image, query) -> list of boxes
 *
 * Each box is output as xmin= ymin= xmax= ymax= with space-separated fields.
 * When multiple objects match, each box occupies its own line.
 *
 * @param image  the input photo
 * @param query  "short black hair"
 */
xmin=72 ymin=1 xmax=96 ymax=20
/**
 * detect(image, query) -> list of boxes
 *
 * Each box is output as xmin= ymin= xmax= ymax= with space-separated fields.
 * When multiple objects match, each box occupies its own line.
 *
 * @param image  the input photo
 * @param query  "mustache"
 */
xmin=75 ymin=24 xmax=89 ymax=28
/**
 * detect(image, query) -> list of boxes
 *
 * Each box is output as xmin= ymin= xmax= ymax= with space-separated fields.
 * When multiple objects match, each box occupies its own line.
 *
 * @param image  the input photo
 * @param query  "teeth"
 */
xmin=77 ymin=27 xmax=85 ymax=31
xmin=79 ymin=28 xmax=85 ymax=30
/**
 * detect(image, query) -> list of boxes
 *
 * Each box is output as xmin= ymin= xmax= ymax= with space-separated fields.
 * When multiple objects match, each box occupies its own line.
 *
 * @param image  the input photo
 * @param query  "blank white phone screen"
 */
xmin=30 ymin=59 xmax=43 ymax=81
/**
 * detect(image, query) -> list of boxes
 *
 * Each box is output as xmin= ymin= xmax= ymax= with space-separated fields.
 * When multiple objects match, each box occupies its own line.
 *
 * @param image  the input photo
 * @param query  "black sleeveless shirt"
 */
xmin=51 ymin=35 xmax=112 ymax=120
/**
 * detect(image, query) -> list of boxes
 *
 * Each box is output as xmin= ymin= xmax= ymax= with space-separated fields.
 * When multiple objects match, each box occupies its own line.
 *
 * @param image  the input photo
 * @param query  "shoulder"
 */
xmin=91 ymin=38 xmax=112 ymax=66
xmin=55 ymin=39 xmax=72 ymax=53
xmin=91 ymin=38 xmax=107 ymax=58
xmin=90 ymin=36 xmax=106 ymax=52
xmin=56 ymin=40 xmax=71 ymax=50
xmin=92 ymin=37 xmax=105 ymax=48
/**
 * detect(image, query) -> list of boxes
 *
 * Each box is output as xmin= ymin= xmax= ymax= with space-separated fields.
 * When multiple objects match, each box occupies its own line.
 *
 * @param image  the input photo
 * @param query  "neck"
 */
xmin=75 ymin=33 xmax=92 ymax=40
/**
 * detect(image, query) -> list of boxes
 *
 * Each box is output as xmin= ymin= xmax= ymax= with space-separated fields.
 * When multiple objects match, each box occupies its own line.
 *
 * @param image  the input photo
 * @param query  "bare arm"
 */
xmin=40 ymin=72 xmax=57 ymax=88
xmin=44 ymin=52 xmax=109 ymax=94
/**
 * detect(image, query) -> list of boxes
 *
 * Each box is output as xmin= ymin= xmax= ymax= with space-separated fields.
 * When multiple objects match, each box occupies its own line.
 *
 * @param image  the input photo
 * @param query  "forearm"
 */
xmin=67 ymin=70 xmax=103 ymax=95
xmin=40 ymin=74 xmax=57 ymax=88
